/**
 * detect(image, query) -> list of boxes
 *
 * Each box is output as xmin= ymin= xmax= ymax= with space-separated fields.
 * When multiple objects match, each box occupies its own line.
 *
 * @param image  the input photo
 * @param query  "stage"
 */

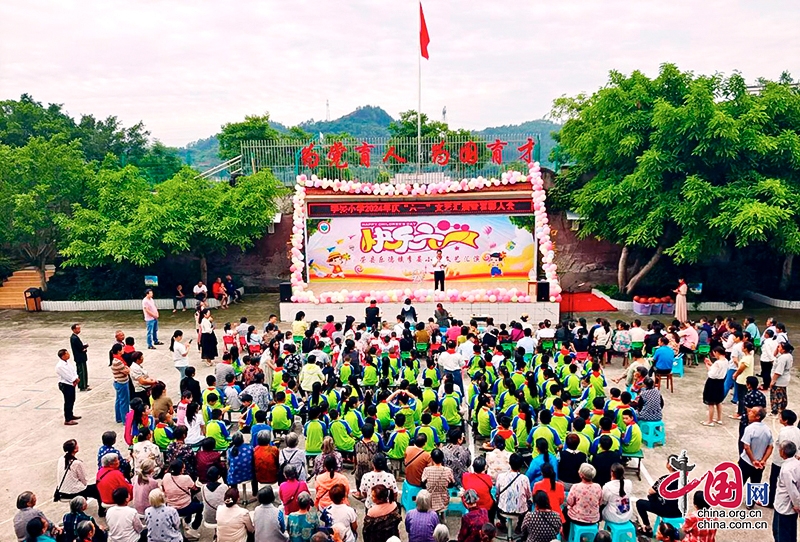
xmin=279 ymin=300 xmax=560 ymax=324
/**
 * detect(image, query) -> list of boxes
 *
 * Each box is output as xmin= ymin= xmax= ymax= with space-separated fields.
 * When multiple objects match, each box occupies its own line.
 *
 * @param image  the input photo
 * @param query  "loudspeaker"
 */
xmin=279 ymin=282 xmax=292 ymax=302
xmin=536 ymin=280 xmax=550 ymax=302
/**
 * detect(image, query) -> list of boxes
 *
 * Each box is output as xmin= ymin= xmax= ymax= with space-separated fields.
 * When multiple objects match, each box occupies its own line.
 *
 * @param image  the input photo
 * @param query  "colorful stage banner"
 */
xmin=306 ymin=215 xmax=534 ymax=284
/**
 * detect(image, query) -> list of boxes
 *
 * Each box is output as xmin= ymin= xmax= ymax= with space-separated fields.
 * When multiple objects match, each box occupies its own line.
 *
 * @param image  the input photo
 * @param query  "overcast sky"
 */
xmin=1 ymin=1 xmax=798 ymax=147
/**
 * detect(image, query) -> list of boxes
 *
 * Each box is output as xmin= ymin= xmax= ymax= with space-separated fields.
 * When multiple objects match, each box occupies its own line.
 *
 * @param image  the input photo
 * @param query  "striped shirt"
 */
xmin=111 ymin=357 xmax=129 ymax=384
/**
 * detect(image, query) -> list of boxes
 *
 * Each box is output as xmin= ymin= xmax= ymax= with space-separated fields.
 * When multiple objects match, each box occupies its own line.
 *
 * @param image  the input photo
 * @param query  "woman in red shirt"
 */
xmin=532 ymin=462 xmax=565 ymax=523
xmin=461 ymin=456 xmax=494 ymax=518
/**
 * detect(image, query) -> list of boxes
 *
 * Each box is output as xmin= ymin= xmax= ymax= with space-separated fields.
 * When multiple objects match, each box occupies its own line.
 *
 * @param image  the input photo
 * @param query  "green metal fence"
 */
xmin=239 ymin=133 xmax=541 ymax=185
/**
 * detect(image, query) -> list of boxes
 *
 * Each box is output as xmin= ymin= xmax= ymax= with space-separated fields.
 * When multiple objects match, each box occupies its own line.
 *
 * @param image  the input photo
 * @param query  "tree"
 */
xmin=552 ymin=64 xmax=800 ymax=294
xmin=0 ymin=94 xmax=76 ymax=147
xmin=218 ymin=114 xmax=281 ymax=160
xmin=0 ymin=138 xmax=93 ymax=289
xmin=61 ymin=167 xmax=286 ymax=284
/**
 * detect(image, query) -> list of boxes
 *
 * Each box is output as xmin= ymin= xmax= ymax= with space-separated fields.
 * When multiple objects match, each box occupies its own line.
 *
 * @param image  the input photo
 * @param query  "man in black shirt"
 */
xmin=482 ymin=328 xmax=499 ymax=349
xmin=365 ymin=299 xmax=380 ymax=331
xmin=635 ymin=456 xmax=682 ymax=536
xmin=70 ymin=323 xmax=90 ymax=391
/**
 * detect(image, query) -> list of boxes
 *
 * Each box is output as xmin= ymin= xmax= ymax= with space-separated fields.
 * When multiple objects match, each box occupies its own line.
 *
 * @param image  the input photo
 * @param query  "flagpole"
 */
xmin=417 ymin=12 xmax=422 ymax=179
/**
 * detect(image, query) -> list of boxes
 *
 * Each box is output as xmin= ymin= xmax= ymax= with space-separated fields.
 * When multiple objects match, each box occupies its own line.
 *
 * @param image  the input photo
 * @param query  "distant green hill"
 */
xmin=477 ymin=119 xmax=561 ymax=167
xmin=178 ymin=107 xmax=559 ymax=170
xmin=299 ymin=105 xmax=394 ymax=138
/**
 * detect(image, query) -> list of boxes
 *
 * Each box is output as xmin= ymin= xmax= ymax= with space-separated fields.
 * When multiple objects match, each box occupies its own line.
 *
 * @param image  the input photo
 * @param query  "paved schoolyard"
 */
xmin=0 ymin=295 xmax=795 ymax=541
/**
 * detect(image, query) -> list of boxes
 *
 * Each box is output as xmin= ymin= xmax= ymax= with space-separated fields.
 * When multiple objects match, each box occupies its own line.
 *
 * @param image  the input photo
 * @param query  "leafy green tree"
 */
xmin=552 ymin=64 xmax=800 ymax=293
xmin=0 ymin=138 xmax=93 ymax=289
xmin=0 ymin=94 xmax=76 ymax=147
xmin=218 ymin=114 xmax=281 ymax=160
xmin=61 ymin=167 xmax=286 ymax=283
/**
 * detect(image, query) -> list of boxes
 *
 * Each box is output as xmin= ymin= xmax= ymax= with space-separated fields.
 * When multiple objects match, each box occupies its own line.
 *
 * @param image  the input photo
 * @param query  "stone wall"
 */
xmin=550 ymin=212 xmax=621 ymax=291
xmin=207 ymin=216 xmax=292 ymax=292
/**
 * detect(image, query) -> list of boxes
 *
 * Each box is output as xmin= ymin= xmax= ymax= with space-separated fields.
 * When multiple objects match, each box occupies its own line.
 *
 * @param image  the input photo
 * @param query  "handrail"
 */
xmin=195 ymin=155 xmax=242 ymax=179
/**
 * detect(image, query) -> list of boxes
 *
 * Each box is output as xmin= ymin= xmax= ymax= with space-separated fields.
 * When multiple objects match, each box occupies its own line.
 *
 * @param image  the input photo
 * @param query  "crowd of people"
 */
xmin=20 ymin=296 xmax=799 ymax=542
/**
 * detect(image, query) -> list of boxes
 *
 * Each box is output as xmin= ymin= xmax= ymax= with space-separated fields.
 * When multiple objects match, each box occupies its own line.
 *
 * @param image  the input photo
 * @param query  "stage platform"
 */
xmin=303 ymin=278 xmax=530 ymax=297
xmin=279 ymin=300 xmax=560 ymax=324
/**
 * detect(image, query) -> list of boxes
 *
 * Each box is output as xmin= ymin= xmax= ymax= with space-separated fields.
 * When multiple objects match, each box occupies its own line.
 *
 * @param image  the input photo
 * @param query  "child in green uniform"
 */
xmin=413 ymin=413 xmax=440 ymax=452
xmin=329 ymin=409 xmax=356 ymax=453
xmin=440 ymin=382 xmax=462 ymax=428
xmin=303 ymin=407 xmax=327 ymax=454
xmin=268 ymin=392 xmax=293 ymax=432
xmin=384 ymin=413 xmax=411 ymax=459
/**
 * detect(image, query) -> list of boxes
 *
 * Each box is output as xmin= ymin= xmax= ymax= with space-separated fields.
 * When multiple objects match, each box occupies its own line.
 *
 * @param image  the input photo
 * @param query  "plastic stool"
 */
xmin=672 ymin=354 xmax=685 ymax=377
xmin=653 ymin=515 xmax=685 ymax=534
xmin=401 ymin=480 xmax=423 ymax=512
xmin=568 ymin=523 xmax=598 ymax=542
xmin=446 ymin=487 xmax=467 ymax=515
xmin=640 ymin=420 xmax=666 ymax=448
xmin=603 ymin=521 xmax=636 ymax=542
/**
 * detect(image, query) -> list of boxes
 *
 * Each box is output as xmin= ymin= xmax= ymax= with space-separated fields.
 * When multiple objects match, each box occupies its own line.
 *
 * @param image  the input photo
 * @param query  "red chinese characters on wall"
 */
xmin=299 ymin=138 xmax=536 ymax=169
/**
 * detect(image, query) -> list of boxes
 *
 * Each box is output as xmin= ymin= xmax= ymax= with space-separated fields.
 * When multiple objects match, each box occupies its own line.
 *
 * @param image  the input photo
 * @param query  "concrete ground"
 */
xmin=0 ymin=295 xmax=796 ymax=541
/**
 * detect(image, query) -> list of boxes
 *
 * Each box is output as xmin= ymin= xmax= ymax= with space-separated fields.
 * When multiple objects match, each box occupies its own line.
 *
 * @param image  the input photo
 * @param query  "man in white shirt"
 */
xmin=629 ymin=319 xmax=647 ymax=344
xmin=535 ymin=320 xmax=556 ymax=341
xmin=193 ymin=281 xmax=208 ymax=300
xmin=142 ymin=289 xmax=161 ymax=350
xmin=393 ymin=316 xmax=406 ymax=338
xmin=516 ymin=328 xmax=537 ymax=355
xmin=770 ymin=409 xmax=800 ymax=508
xmin=772 ymin=440 xmax=800 ymax=541
xmin=236 ymin=317 xmax=250 ymax=337
xmin=437 ymin=340 xmax=465 ymax=395
xmin=457 ymin=336 xmax=477 ymax=360
xmin=55 ymin=349 xmax=80 ymax=425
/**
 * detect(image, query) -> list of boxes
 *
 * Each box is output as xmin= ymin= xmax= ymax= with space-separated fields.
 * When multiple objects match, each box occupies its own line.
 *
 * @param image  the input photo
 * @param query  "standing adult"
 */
xmin=172 ymin=284 xmax=186 ymax=313
xmin=701 ymin=346 xmax=727 ymax=426
xmin=772 ymin=440 xmax=800 ymax=542
xmin=199 ymin=309 xmax=218 ymax=366
xmin=109 ymin=344 xmax=130 ymax=424
xmin=438 ymin=340 xmax=465 ymax=396
xmin=169 ymin=330 xmax=189 ymax=380
xmin=739 ymin=407 xmax=774 ymax=487
xmin=673 ymin=278 xmax=688 ymax=324
xmin=432 ymin=250 xmax=447 ymax=292
xmin=56 ymin=349 xmax=81 ymax=426
xmin=769 ymin=410 xmax=800 ymax=508
xmin=70 ymin=324 xmax=90 ymax=392
xmin=142 ymin=289 xmax=161 ymax=350
xmin=771 ymin=342 xmax=795 ymax=416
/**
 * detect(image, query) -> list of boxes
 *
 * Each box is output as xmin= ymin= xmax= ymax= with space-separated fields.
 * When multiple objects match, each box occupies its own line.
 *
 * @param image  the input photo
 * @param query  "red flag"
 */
xmin=419 ymin=2 xmax=430 ymax=59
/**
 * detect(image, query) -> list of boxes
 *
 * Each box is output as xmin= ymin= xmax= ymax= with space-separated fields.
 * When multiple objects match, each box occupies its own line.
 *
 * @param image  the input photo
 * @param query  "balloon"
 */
xmin=489 ymin=294 xmax=497 ymax=302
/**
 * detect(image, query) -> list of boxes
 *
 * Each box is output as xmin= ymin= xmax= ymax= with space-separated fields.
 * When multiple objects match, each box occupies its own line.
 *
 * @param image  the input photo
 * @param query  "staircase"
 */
xmin=0 ymin=266 xmax=55 ymax=309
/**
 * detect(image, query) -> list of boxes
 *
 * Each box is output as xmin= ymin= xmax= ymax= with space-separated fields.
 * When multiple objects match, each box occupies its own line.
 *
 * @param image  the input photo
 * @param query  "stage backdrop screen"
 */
xmin=306 ymin=215 xmax=534 ymax=285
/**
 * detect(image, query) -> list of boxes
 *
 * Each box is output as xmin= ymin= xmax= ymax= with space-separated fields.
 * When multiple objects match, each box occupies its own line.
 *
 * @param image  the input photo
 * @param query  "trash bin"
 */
xmin=24 ymin=287 xmax=42 ymax=312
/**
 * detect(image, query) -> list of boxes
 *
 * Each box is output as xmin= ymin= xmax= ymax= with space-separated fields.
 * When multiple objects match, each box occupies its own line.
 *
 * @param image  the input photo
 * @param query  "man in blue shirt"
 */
xmin=650 ymin=337 xmax=675 ymax=376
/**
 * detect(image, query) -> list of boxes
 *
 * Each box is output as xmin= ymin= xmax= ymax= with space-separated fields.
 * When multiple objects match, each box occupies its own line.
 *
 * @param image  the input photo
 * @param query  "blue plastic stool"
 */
xmin=603 ymin=521 xmax=637 ymax=542
xmin=400 ymin=480 xmax=423 ymax=512
xmin=446 ymin=487 xmax=467 ymax=515
xmin=640 ymin=420 xmax=666 ymax=448
xmin=653 ymin=515 xmax=685 ymax=535
xmin=568 ymin=523 xmax=598 ymax=542
xmin=672 ymin=354 xmax=685 ymax=377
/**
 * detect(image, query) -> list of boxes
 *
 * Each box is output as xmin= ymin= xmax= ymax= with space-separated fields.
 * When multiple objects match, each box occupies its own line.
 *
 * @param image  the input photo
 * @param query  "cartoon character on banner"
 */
xmin=327 ymin=251 xmax=350 ymax=278
xmin=487 ymin=252 xmax=506 ymax=277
